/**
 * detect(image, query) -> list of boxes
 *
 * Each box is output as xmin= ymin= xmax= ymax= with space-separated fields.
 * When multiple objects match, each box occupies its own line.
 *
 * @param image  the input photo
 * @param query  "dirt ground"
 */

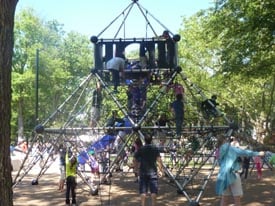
xmin=13 ymin=165 xmax=275 ymax=206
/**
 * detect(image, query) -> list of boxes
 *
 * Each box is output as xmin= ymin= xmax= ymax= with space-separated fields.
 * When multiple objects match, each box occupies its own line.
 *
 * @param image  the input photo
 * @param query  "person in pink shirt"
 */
xmin=253 ymin=156 xmax=262 ymax=179
xmin=171 ymin=82 xmax=184 ymax=96
xmin=166 ymin=81 xmax=184 ymax=97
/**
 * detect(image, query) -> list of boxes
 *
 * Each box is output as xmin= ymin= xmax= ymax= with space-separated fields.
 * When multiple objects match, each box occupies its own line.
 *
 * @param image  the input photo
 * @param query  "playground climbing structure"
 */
xmin=13 ymin=1 xmax=238 ymax=205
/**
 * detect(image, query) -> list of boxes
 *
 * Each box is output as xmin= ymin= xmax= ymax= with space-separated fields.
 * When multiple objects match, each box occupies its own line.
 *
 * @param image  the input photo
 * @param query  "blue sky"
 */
xmin=16 ymin=0 xmax=213 ymax=38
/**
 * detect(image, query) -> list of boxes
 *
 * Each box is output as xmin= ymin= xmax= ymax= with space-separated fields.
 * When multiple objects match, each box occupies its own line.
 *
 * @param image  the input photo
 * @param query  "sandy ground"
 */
xmin=12 ymin=158 xmax=275 ymax=206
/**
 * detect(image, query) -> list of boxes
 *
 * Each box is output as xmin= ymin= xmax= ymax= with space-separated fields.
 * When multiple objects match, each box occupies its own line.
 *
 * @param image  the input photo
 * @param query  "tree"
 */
xmin=0 ymin=0 xmax=18 ymax=205
xmin=177 ymin=1 xmax=275 ymax=142
xmin=12 ymin=9 xmax=93 ymax=139
xmin=12 ymin=9 xmax=66 ymax=139
xmin=208 ymin=0 xmax=275 ymax=140
xmin=210 ymin=0 xmax=275 ymax=77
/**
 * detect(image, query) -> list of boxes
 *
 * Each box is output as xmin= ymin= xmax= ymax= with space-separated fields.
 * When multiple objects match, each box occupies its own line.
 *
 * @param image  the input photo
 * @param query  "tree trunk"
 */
xmin=0 ymin=0 xmax=18 ymax=206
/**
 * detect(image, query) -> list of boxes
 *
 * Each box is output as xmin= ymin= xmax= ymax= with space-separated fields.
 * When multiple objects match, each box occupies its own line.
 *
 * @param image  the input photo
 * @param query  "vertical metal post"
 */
xmin=35 ymin=49 xmax=39 ymax=123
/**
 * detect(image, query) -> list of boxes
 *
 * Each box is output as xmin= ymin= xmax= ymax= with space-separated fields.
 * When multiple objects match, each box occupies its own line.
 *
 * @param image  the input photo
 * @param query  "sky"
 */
xmin=16 ymin=0 xmax=214 ymax=38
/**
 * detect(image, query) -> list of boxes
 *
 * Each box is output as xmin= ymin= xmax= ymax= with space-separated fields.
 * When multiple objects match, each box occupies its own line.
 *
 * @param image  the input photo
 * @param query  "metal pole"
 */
xmin=35 ymin=49 xmax=39 ymax=123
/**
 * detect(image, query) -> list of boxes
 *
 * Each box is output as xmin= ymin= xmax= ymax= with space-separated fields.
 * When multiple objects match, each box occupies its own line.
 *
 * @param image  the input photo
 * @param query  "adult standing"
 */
xmin=240 ymin=156 xmax=251 ymax=179
xmin=134 ymin=133 xmax=163 ymax=206
xmin=106 ymin=56 xmax=125 ymax=93
xmin=216 ymin=136 xmax=265 ymax=206
xmin=170 ymin=93 xmax=184 ymax=138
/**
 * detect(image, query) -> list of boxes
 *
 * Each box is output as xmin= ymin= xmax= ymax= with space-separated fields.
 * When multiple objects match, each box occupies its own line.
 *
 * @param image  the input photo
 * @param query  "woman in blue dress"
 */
xmin=216 ymin=136 xmax=265 ymax=206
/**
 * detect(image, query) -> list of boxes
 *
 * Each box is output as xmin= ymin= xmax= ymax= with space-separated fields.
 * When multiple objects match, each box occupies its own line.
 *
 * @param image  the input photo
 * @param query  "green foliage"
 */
xmin=12 ymin=2 xmax=274 ymax=143
xmin=177 ymin=0 xmax=275 ymax=140
xmin=210 ymin=0 xmax=275 ymax=77
xmin=12 ymin=8 xmax=93 ymax=139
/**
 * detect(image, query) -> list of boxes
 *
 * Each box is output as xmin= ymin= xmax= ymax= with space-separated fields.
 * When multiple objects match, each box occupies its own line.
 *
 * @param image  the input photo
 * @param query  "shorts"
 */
xmin=139 ymin=172 xmax=158 ymax=194
xmin=90 ymin=107 xmax=100 ymax=122
xmin=60 ymin=165 xmax=65 ymax=180
xmin=222 ymin=173 xmax=243 ymax=196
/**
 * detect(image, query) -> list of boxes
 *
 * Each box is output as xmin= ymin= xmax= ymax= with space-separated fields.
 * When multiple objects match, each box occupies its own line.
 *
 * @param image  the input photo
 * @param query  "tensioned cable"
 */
xmin=96 ymin=2 xmax=133 ymax=38
xmin=137 ymin=1 xmax=174 ymax=36
xmin=96 ymin=0 xmax=173 ymax=39
xmin=113 ymin=3 xmax=135 ymax=39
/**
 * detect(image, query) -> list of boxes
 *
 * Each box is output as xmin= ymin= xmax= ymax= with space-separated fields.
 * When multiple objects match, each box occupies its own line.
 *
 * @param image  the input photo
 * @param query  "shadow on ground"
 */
xmin=13 ymin=169 xmax=275 ymax=206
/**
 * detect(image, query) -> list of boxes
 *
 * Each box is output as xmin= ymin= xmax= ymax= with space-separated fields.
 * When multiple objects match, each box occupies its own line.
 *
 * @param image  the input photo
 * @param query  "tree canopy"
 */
xmin=12 ymin=9 xmax=93 ymax=140
xmin=10 ymin=0 xmax=275 ymax=143
xmin=178 ymin=0 xmax=275 ymax=142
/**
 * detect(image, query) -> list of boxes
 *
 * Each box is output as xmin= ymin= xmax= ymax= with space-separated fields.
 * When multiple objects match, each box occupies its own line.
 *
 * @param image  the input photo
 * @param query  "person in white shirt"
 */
xmin=106 ymin=56 xmax=125 ymax=93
